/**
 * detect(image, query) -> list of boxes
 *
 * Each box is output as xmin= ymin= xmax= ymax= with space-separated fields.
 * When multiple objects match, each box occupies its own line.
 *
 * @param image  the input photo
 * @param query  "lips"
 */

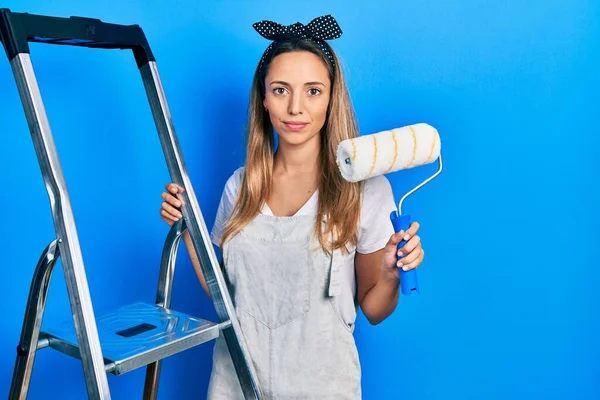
xmin=283 ymin=121 xmax=308 ymax=131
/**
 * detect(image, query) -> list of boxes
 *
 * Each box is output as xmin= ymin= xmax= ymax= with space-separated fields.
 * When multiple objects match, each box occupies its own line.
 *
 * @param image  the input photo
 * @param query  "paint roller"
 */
xmin=336 ymin=123 xmax=442 ymax=296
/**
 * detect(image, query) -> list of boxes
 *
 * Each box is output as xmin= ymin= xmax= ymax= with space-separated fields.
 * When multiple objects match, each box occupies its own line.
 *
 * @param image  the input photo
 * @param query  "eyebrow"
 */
xmin=269 ymin=80 xmax=326 ymax=87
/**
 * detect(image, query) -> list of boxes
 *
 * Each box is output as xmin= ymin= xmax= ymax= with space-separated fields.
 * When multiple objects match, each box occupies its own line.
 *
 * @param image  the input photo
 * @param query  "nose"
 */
xmin=287 ymin=91 xmax=303 ymax=115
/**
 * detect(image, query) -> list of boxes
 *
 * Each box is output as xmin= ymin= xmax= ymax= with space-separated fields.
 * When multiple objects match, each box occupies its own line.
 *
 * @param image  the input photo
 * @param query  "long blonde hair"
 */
xmin=220 ymin=38 xmax=363 ymax=253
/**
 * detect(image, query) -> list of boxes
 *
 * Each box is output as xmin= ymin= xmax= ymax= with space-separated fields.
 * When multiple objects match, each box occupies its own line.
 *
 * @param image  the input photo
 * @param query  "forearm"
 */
xmin=361 ymin=271 xmax=400 ymax=325
xmin=182 ymin=231 xmax=210 ymax=297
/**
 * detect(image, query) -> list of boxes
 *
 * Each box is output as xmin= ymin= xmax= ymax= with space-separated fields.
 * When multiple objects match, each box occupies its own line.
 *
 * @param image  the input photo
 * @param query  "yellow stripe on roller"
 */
xmin=426 ymin=128 xmax=438 ymax=163
xmin=405 ymin=126 xmax=418 ymax=169
xmin=367 ymin=134 xmax=378 ymax=178
xmin=350 ymin=138 xmax=357 ymax=160
xmin=385 ymin=130 xmax=398 ymax=173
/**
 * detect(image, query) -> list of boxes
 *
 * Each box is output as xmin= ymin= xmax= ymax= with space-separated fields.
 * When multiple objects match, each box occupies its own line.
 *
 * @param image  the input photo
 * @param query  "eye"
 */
xmin=273 ymin=87 xmax=288 ymax=95
xmin=308 ymin=88 xmax=322 ymax=96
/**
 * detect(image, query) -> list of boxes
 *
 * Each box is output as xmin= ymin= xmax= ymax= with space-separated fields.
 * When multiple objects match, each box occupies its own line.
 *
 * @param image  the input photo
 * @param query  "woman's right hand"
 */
xmin=160 ymin=183 xmax=184 ymax=226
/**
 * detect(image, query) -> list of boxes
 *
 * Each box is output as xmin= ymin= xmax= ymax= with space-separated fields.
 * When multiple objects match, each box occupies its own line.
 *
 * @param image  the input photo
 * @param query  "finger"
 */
xmin=397 ymin=234 xmax=421 ymax=256
xmin=165 ymin=183 xmax=184 ymax=194
xmin=161 ymin=191 xmax=182 ymax=208
xmin=401 ymin=248 xmax=425 ymax=271
xmin=401 ymin=221 xmax=420 ymax=241
xmin=397 ymin=244 xmax=421 ymax=266
xmin=384 ymin=231 xmax=405 ymax=251
xmin=160 ymin=209 xmax=179 ymax=224
xmin=161 ymin=201 xmax=183 ymax=219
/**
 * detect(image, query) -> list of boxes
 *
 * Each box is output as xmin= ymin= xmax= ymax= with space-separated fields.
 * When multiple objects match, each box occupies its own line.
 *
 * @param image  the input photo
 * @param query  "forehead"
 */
xmin=266 ymin=51 xmax=330 ymax=84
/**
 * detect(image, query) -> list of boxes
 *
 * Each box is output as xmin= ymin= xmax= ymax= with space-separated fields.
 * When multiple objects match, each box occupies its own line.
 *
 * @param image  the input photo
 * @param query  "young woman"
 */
xmin=159 ymin=15 xmax=425 ymax=399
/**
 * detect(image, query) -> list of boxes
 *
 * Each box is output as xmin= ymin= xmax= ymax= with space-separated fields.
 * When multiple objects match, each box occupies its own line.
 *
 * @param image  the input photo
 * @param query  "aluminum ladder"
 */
xmin=0 ymin=8 xmax=262 ymax=400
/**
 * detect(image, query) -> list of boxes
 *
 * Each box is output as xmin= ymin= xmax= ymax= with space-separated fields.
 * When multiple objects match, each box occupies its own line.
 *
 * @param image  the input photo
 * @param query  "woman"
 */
xmin=160 ymin=14 xmax=425 ymax=399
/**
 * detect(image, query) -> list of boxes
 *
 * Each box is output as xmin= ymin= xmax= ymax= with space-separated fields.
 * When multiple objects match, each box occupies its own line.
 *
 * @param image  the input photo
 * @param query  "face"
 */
xmin=263 ymin=51 xmax=331 ymax=147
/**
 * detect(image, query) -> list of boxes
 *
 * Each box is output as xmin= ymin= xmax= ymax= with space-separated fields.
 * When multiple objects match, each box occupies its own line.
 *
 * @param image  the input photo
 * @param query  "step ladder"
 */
xmin=1 ymin=8 xmax=262 ymax=400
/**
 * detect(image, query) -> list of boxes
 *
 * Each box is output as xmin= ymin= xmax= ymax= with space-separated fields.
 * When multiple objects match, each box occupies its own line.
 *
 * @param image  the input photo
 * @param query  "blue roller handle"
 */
xmin=390 ymin=211 xmax=419 ymax=296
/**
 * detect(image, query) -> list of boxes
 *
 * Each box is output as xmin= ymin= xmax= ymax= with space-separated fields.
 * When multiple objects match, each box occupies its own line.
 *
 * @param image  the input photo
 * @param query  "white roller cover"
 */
xmin=336 ymin=123 xmax=441 ymax=183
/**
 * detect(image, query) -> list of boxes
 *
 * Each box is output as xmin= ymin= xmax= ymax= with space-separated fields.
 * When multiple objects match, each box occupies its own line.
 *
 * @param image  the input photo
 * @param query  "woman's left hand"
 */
xmin=381 ymin=221 xmax=424 ymax=279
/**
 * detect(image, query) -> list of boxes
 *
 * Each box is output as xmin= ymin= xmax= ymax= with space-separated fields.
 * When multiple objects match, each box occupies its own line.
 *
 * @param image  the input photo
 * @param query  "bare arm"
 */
xmin=355 ymin=249 xmax=400 ymax=325
xmin=181 ymin=230 xmax=210 ymax=297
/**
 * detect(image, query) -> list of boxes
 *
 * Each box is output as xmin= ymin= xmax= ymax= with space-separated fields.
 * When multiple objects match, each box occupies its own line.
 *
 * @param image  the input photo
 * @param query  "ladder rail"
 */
xmin=143 ymin=219 xmax=186 ymax=399
xmin=9 ymin=240 xmax=60 ymax=400
xmin=140 ymin=62 xmax=263 ymax=399
xmin=9 ymin=53 xmax=111 ymax=400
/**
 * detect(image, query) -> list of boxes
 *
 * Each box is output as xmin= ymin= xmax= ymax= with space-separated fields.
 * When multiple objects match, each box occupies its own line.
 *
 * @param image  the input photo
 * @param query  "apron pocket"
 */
xmin=329 ymin=297 xmax=356 ymax=333
xmin=226 ymin=240 xmax=312 ymax=330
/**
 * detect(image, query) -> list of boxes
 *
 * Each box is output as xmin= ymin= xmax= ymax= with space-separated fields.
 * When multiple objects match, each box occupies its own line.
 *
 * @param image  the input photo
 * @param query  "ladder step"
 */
xmin=41 ymin=302 xmax=220 ymax=375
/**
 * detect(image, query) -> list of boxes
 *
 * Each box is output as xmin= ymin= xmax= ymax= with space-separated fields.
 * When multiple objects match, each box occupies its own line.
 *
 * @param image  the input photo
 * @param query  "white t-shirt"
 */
xmin=210 ymin=166 xmax=397 ymax=328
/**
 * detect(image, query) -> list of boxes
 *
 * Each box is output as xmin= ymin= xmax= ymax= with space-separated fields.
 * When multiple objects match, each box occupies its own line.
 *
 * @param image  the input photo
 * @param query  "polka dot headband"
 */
xmin=252 ymin=14 xmax=343 ymax=69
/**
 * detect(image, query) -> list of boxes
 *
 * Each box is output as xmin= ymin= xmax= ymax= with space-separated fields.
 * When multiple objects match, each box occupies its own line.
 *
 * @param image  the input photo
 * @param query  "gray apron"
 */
xmin=207 ymin=214 xmax=362 ymax=399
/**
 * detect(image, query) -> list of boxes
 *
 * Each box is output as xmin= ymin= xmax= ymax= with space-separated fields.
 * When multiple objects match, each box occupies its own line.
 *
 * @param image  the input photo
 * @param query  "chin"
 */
xmin=277 ymin=129 xmax=320 ymax=147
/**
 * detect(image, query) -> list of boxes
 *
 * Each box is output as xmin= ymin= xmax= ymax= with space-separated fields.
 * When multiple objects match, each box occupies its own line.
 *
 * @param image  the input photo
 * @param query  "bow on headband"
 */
xmin=253 ymin=15 xmax=343 ymax=68
xmin=253 ymin=15 xmax=343 ymax=41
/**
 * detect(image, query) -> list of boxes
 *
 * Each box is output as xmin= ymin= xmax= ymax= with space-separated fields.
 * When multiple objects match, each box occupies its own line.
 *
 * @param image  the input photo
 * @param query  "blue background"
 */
xmin=1 ymin=0 xmax=599 ymax=399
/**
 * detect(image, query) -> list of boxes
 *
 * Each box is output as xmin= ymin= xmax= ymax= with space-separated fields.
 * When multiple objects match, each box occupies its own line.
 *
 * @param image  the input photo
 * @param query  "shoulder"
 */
xmin=215 ymin=165 xmax=246 ymax=218
xmin=210 ymin=166 xmax=245 ymax=246
xmin=356 ymin=175 xmax=397 ymax=254
xmin=362 ymin=175 xmax=394 ymax=208
xmin=226 ymin=166 xmax=245 ymax=189
xmin=222 ymin=166 xmax=245 ymax=199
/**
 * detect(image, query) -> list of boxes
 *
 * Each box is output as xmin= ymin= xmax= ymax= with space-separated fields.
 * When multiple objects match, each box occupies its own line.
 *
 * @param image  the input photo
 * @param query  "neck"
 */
xmin=274 ymin=135 xmax=321 ymax=176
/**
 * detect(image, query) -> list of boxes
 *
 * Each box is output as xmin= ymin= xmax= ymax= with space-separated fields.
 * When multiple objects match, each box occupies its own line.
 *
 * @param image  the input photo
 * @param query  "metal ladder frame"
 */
xmin=0 ymin=8 xmax=262 ymax=400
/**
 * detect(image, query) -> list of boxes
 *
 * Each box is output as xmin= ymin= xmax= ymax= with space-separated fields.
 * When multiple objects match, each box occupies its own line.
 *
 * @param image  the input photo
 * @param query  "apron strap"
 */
xmin=328 ymin=246 xmax=343 ymax=297
xmin=323 ymin=216 xmax=343 ymax=297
